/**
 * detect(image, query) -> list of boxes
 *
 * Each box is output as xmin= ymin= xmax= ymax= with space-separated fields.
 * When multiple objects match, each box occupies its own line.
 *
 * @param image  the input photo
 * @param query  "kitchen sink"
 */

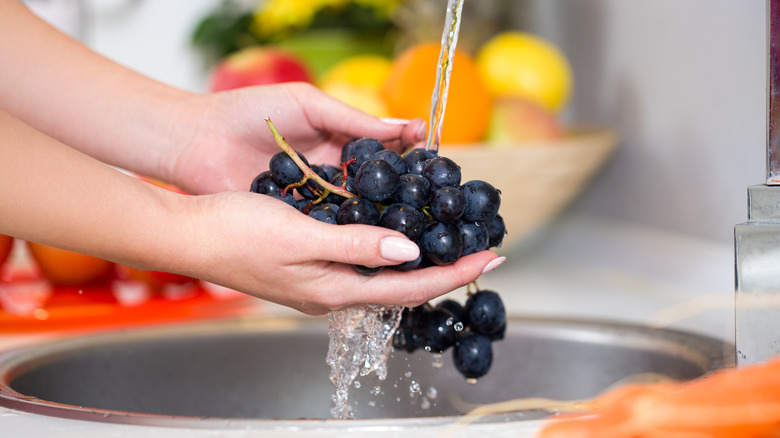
xmin=0 ymin=315 xmax=733 ymax=429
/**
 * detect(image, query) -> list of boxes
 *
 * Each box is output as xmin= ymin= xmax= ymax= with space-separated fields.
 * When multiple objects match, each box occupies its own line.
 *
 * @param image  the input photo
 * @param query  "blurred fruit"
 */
xmin=26 ymin=242 xmax=114 ymax=286
xmin=115 ymin=265 xmax=193 ymax=291
xmin=476 ymin=32 xmax=572 ymax=113
xmin=210 ymin=46 xmax=314 ymax=92
xmin=381 ymin=43 xmax=492 ymax=144
xmin=319 ymin=55 xmax=393 ymax=117
xmin=0 ymin=234 xmax=13 ymax=267
xmin=488 ymin=97 xmax=563 ymax=145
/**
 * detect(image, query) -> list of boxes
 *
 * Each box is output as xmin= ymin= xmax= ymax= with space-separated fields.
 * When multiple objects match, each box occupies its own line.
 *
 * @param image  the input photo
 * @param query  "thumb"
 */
xmin=307 ymin=223 xmax=420 ymax=268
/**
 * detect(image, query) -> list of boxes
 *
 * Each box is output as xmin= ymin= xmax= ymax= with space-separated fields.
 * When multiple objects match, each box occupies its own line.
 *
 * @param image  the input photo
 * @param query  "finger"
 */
xmin=301 ymin=221 xmax=421 ymax=267
xmin=342 ymin=251 xmax=505 ymax=308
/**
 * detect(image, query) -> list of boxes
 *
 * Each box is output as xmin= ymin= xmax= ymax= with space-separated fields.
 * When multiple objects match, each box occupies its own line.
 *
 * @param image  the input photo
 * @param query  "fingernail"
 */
xmin=415 ymin=121 xmax=427 ymax=142
xmin=380 ymin=236 xmax=420 ymax=262
xmin=379 ymin=117 xmax=411 ymax=125
xmin=481 ymin=256 xmax=506 ymax=274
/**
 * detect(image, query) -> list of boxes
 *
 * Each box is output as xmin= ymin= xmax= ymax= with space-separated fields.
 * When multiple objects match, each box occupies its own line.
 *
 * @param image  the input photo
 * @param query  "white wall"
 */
xmin=29 ymin=0 xmax=767 ymax=246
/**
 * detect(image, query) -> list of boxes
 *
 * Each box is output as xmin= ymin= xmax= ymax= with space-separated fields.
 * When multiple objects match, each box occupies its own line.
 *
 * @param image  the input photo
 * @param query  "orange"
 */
xmin=26 ymin=241 xmax=114 ymax=286
xmin=381 ymin=43 xmax=492 ymax=144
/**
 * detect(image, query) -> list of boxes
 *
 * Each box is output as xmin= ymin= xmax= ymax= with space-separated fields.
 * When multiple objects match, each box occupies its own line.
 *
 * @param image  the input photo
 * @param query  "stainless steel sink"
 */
xmin=0 ymin=315 xmax=733 ymax=429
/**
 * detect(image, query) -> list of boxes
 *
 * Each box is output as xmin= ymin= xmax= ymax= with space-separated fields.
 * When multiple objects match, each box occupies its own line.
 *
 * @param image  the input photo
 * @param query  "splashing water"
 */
xmin=326 ymin=304 xmax=403 ymax=419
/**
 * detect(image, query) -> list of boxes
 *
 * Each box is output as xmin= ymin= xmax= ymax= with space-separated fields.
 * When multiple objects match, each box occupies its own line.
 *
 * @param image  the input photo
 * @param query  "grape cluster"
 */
xmin=392 ymin=289 xmax=506 ymax=380
xmin=250 ymin=121 xmax=507 ymax=380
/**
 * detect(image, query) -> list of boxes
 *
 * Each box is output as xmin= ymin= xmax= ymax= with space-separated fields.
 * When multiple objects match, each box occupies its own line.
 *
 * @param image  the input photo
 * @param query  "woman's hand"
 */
xmin=188 ymin=191 xmax=503 ymax=315
xmin=165 ymin=83 xmax=426 ymax=195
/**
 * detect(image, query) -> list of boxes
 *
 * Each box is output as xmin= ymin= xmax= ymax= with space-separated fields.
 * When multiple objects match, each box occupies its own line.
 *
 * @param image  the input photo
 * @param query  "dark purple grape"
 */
xmin=355 ymin=159 xmax=400 ymax=202
xmin=457 ymin=220 xmax=489 ymax=256
xmin=461 ymin=180 xmax=501 ymax=222
xmin=392 ymin=174 xmax=431 ymax=209
xmin=372 ymin=149 xmax=407 ymax=175
xmin=296 ymin=164 xmax=328 ymax=200
xmin=453 ymin=332 xmax=493 ymax=379
xmin=264 ymin=190 xmax=297 ymax=208
xmin=269 ymin=151 xmax=308 ymax=187
xmin=308 ymin=203 xmax=339 ymax=224
xmin=420 ymin=221 xmax=462 ymax=265
xmin=402 ymin=148 xmax=435 ymax=175
xmin=344 ymin=137 xmax=385 ymax=175
xmin=393 ymin=305 xmax=428 ymax=352
xmin=323 ymin=172 xmax=356 ymax=205
xmin=352 ymin=265 xmax=383 ymax=276
xmin=337 ymin=197 xmax=380 ymax=225
xmin=391 ymin=249 xmax=423 ymax=271
xmin=249 ymin=170 xmax=279 ymax=194
xmin=321 ymin=164 xmax=342 ymax=182
xmin=486 ymin=214 xmax=507 ymax=248
xmin=422 ymin=156 xmax=461 ymax=190
xmin=435 ymin=299 xmax=466 ymax=325
xmin=465 ymin=290 xmax=506 ymax=340
xmin=379 ymin=203 xmax=425 ymax=241
xmin=340 ymin=138 xmax=358 ymax=164
xmin=429 ymin=186 xmax=466 ymax=222
xmin=419 ymin=308 xmax=458 ymax=353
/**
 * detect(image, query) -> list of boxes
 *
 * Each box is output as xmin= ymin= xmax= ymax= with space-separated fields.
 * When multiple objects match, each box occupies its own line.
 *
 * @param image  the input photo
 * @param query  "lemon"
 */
xmin=320 ymin=81 xmax=390 ymax=118
xmin=476 ymin=32 xmax=572 ymax=113
xmin=319 ymin=55 xmax=393 ymax=91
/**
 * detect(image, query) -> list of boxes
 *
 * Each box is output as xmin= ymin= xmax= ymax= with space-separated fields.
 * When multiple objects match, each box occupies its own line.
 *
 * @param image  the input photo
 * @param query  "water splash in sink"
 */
xmin=326 ymin=304 xmax=403 ymax=419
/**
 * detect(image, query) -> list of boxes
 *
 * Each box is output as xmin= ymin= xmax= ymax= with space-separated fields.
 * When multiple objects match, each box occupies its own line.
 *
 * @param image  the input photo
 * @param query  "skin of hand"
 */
xmin=0 ymin=0 xmax=506 ymax=313
xmin=164 ymin=83 xmax=427 ymax=195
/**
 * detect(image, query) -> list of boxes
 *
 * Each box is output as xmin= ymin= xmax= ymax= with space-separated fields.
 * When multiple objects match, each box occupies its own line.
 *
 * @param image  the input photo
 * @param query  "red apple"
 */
xmin=487 ymin=97 xmax=563 ymax=145
xmin=210 ymin=46 xmax=314 ymax=92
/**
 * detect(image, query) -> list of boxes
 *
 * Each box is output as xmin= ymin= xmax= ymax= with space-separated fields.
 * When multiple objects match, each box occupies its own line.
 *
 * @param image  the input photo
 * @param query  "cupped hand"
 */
xmin=167 ymin=83 xmax=426 ymax=195
xmin=190 ymin=191 xmax=503 ymax=315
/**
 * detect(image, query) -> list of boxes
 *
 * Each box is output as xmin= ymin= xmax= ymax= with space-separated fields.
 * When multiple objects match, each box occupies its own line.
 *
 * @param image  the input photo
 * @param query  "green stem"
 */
xmin=265 ymin=117 xmax=355 ymax=199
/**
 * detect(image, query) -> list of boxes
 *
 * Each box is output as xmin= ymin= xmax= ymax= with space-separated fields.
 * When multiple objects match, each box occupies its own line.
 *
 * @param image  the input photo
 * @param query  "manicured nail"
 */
xmin=380 ymin=236 xmax=420 ymax=262
xmin=481 ymin=256 xmax=506 ymax=274
xmin=379 ymin=117 xmax=411 ymax=125
xmin=415 ymin=121 xmax=427 ymax=142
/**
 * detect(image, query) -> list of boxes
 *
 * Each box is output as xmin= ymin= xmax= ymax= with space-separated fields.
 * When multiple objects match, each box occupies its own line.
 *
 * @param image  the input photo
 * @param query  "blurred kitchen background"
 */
xmin=19 ymin=0 xmax=765 ymax=342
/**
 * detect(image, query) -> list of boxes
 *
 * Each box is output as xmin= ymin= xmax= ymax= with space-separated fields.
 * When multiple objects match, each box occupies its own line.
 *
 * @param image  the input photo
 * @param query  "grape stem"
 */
xmin=265 ymin=117 xmax=356 ymax=199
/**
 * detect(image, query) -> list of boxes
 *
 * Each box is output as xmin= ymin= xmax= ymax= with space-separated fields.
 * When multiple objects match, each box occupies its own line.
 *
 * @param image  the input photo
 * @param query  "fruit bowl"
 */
xmin=442 ymin=127 xmax=618 ymax=250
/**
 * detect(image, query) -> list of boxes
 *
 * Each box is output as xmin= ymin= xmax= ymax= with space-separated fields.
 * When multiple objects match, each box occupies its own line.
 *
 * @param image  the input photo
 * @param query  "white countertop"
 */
xmin=0 ymin=215 xmax=737 ymax=437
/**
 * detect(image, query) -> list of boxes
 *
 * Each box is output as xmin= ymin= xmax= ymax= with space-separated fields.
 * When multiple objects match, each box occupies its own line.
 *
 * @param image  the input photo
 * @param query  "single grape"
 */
xmin=429 ymin=186 xmax=466 ymax=222
xmin=269 ymin=151 xmax=308 ymax=187
xmin=486 ymin=214 xmax=507 ymax=248
xmin=422 ymin=156 xmax=461 ymax=190
xmin=324 ymin=172 xmax=357 ymax=205
xmin=372 ymin=149 xmax=407 ymax=175
xmin=321 ymin=164 xmax=342 ymax=182
xmin=393 ymin=305 xmax=428 ymax=353
xmin=458 ymin=220 xmax=489 ymax=256
xmin=402 ymin=148 xmax=435 ymax=175
xmin=340 ymin=138 xmax=358 ymax=164
xmin=420 ymin=221 xmax=462 ymax=265
xmin=336 ymin=197 xmax=380 ymax=225
xmin=263 ymin=189 xmax=297 ymax=208
xmin=308 ymin=203 xmax=339 ymax=224
xmin=390 ymin=249 xmax=423 ymax=271
xmin=355 ymin=159 xmax=400 ymax=202
xmin=392 ymin=174 xmax=431 ymax=209
xmin=435 ymin=299 xmax=466 ymax=326
xmin=379 ymin=203 xmax=425 ymax=241
xmin=352 ymin=265 xmax=383 ymax=276
xmin=249 ymin=170 xmax=279 ymax=194
xmin=465 ymin=290 xmax=506 ymax=340
xmin=461 ymin=180 xmax=501 ymax=222
xmin=344 ymin=137 xmax=385 ymax=175
xmin=453 ymin=332 xmax=493 ymax=379
xmin=419 ymin=308 xmax=459 ymax=353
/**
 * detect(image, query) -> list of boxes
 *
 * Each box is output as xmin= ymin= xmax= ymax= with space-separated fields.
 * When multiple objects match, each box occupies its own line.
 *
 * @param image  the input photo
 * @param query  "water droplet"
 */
xmin=466 ymin=378 xmax=478 ymax=385
xmin=421 ymin=397 xmax=431 ymax=410
xmin=409 ymin=380 xmax=421 ymax=395
xmin=426 ymin=387 xmax=438 ymax=399
xmin=454 ymin=322 xmax=464 ymax=331
xmin=353 ymin=381 xmax=361 ymax=389
xmin=445 ymin=317 xmax=454 ymax=326
xmin=368 ymin=400 xmax=376 ymax=407
xmin=431 ymin=352 xmax=444 ymax=368
xmin=404 ymin=371 xmax=412 ymax=378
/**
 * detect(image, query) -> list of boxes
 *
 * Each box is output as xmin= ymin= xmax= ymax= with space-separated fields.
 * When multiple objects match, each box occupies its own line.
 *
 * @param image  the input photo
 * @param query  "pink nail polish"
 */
xmin=380 ymin=236 xmax=420 ymax=262
xmin=481 ymin=256 xmax=506 ymax=274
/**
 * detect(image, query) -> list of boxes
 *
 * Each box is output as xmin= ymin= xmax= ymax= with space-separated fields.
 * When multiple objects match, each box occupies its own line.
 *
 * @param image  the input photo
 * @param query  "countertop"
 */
xmin=0 ymin=215 xmax=737 ymax=437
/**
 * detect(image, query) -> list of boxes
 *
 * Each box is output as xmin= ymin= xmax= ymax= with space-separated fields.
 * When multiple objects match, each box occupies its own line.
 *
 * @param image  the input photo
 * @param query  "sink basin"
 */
xmin=0 ymin=315 xmax=733 ymax=429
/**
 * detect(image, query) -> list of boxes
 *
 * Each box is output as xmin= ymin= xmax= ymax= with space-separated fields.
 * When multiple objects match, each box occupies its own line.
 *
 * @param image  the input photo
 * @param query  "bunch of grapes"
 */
xmin=251 ymin=119 xmax=507 ymax=379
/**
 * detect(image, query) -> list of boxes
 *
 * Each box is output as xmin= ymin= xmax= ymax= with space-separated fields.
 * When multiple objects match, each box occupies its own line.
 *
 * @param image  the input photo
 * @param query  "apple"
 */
xmin=0 ymin=234 xmax=13 ymax=267
xmin=487 ymin=97 xmax=563 ymax=145
xmin=210 ymin=46 xmax=314 ymax=92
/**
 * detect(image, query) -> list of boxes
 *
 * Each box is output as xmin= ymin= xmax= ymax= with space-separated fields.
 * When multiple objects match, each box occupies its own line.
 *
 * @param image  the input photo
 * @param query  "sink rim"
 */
xmin=0 ymin=315 xmax=735 ymax=430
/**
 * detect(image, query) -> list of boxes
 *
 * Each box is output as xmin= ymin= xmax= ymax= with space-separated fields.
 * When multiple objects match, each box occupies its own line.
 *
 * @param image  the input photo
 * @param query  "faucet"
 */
xmin=734 ymin=0 xmax=780 ymax=365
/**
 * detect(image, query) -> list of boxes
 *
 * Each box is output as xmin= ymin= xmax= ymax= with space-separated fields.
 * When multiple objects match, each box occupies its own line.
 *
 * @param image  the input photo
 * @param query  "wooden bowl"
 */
xmin=442 ymin=127 xmax=618 ymax=250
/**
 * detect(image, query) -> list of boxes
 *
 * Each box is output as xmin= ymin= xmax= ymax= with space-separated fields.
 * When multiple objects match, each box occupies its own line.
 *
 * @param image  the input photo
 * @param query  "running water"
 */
xmin=326 ymin=305 xmax=403 ymax=419
xmin=425 ymin=0 xmax=466 ymax=153
xmin=326 ymin=0 xmax=466 ymax=419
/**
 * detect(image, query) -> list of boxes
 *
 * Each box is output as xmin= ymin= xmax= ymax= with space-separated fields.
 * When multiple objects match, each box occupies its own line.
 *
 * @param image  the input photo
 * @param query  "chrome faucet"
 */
xmin=734 ymin=0 xmax=780 ymax=365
